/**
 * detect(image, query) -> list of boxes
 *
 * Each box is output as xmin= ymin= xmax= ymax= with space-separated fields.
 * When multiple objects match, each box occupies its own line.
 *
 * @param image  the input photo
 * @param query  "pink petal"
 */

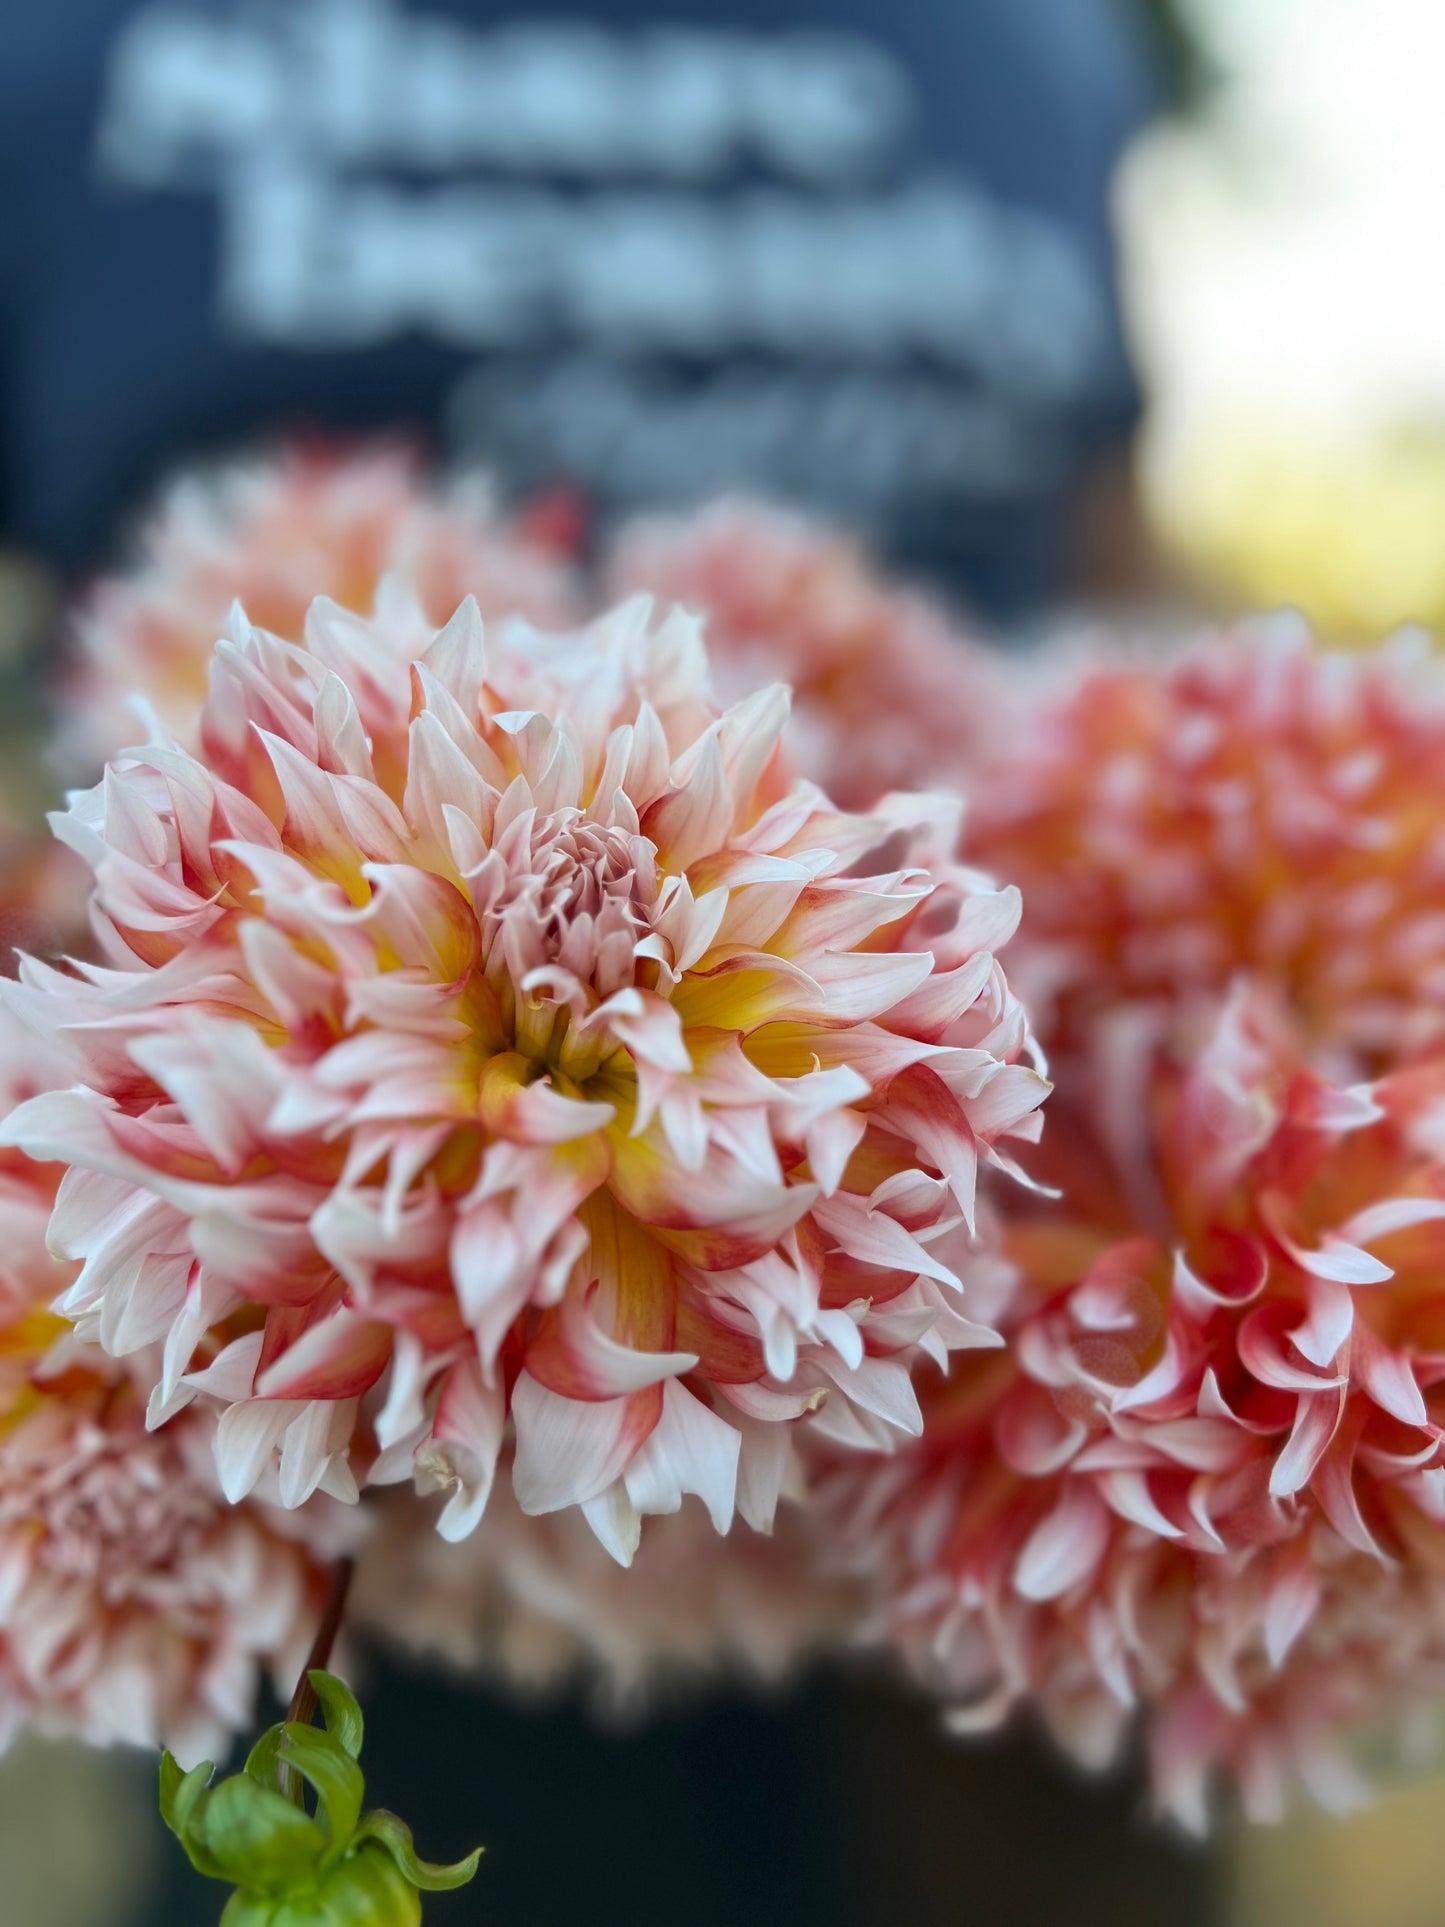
xmin=478 ymin=1052 xmax=616 ymax=1144
xmin=510 ymin=1371 xmax=660 ymax=1514
xmin=214 ymin=1400 xmax=294 ymax=1502
xmin=643 ymin=734 xmax=732 ymax=872
xmin=526 ymin=1282 xmax=698 ymax=1400
xmin=811 ymin=1190 xmax=960 ymax=1288
xmin=1014 ymin=1482 xmax=1111 ymax=1601
xmin=1290 ymin=1276 xmax=1355 ymax=1369
xmin=255 ymin=1310 xmax=393 ymax=1400
xmin=427 ymin=1357 xmax=506 ymax=1542
xmin=1269 ymin=1387 xmax=1345 ymax=1497
xmin=621 ymin=1379 xmax=741 ymax=1534
xmin=1264 ymin=1549 xmax=1321 ymax=1667
xmin=1353 ymin=1322 xmax=1429 ymax=1427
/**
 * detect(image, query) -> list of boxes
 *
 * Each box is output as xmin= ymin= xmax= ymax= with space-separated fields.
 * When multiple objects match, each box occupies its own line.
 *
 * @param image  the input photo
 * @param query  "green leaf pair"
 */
xmin=159 ymin=1671 xmax=481 ymax=1925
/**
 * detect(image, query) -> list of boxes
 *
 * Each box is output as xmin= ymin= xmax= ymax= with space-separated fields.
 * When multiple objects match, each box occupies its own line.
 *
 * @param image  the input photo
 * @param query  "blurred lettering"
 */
xmin=447 ymin=355 xmax=1067 ymax=519
xmin=92 ymin=0 xmax=1117 ymax=529
xmin=220 ymin=162 xmax=1100 ymax=397
xmin=98 ymin=1 xmax=912 ymax=183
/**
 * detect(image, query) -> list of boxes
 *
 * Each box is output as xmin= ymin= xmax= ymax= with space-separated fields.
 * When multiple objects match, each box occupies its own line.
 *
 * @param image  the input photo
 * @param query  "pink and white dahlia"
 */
xmin=4 ymin=592 xmax=1045 ymax=1561
xmin=823 ymin=987 xmax=1445 ymax=1824
xmin=0 ymin=1014 xmax=328 ymax=1763
xmin=353 ymin=1466 xmax=857 ymax=1705
xmin=971 ymin=619 xmax=1445 ymax=1071
xmin=607 ymin=501 xmax=1001 ymax=810
xmin=0 ymin=1354 xmax=326 ymax=1764
xmin=68 ymin=444 xmax=580 ymax=765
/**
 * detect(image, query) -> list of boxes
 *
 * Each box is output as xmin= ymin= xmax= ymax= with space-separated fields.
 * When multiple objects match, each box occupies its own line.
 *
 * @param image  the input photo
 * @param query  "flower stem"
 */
xmin=278 ymin=1557 xmax=355 ymax=1806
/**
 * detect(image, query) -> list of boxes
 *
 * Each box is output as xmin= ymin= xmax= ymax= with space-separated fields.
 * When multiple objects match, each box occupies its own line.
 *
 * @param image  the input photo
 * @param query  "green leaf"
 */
xmin=158 ymin=1753 xmax=230 ymax=1881
xmin=158 ymin=1751 xmax=209 ymax=1839
xmin=356 ymin=1809 xmax=483 ymax=1892
xmin=277 ymin=1724 xmax=365 ymax=1857
xmin=220 ymin=1893 xmax=280 ymax=1927
xmin=220 ymin=1849 xmax=426 ymax=1926
xmin=310 ymin=1671 xmax=364 ymax=1760
xmin=244 ymin=1725 xmax=285 ymax=1789
xmin=317 ymin=1846 xmax=424 ymax=1926
xmin=199 ymin=1775 xmax=328 ymax=1892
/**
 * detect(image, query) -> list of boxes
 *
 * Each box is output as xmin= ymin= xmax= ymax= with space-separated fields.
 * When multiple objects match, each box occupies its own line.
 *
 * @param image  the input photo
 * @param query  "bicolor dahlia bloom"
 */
xmin=607 ymin=501 xmax=1001 ymax=810
xmin=68 ymin=445 xmax=580 ymax=765
xmin=824 ymin=987 xmax=1445 ymax=1825
xmin=353 ymin=1466 xmax=857 ymax=1704
xmin=0 ymin=1013 xmax=328 ymax=1763
xmin=971 ymin=620 xmax=1445 ymax=1072
xmin=4 ymin=591 xmax=1045 ymax=1562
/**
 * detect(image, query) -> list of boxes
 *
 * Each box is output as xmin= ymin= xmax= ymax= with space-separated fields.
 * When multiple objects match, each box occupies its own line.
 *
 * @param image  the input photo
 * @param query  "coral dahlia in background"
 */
xmin=970 ymin=619 xmax=1445 ymax=1073
xmin=0 ymin=1009 xmax=330 ymax=1763
xmin=3 ymin=590 xmax=1045 ymax=1563
xmin=67 ymin=444 xmax=581 ymax=766
xmin=824 ymin=986 xmax=1445 ymax=1825
xmin=607 ymin=500 xmax=1001 ymax=811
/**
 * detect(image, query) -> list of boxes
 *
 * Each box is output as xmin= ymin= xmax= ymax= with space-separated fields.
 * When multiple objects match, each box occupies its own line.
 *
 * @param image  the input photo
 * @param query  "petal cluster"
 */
xmin=5 ymin=593 xmax=1045 ymax=1562
xmin=68 ymin=445 xmax=579 ymax=765
xmin=823 ymin=988 xmax=1445 ymax=1825
xmin=608 ymin=500 xmax=1002 ymax=809
xmin=972 ymin=621 xmax=1445 ymax=1070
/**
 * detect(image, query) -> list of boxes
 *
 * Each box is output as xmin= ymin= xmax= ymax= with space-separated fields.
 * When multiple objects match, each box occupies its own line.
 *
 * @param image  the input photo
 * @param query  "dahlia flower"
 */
xmin=607 ymin=501 xmax=1001 ymax=810
xmin=353 ymin=1466 xmax=857 ymax=1705
xmin=0 ymin=1013 xmax=328 ymax=1763
xmin=4 ymin=592 xmax=1045 ymax=1562
xmin=69 ymin=445 xmax=580 ymax=765
xmin=824 ymin=987 xmax=1445 ymax=1825
xmin=971 ymin=620 xmax=1445 ymax=1072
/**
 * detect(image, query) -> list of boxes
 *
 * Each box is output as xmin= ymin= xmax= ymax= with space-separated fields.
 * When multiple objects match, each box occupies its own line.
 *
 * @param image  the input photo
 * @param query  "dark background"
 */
xmin=2 ymin=0 xmax=1159 ymax=615
xmin=151 ymin=1657 xmax=1218 ymax=1925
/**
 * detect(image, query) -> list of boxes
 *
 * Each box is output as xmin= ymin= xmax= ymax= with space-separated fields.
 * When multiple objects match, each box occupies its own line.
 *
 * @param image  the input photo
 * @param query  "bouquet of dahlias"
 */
xmin=6 ymin=443 xmax=1445 ymax=1917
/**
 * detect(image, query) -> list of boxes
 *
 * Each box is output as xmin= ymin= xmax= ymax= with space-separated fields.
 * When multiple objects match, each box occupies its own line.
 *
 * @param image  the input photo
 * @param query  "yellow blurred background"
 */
xmin=1121 ymin=0 xmax=1445 ymax=644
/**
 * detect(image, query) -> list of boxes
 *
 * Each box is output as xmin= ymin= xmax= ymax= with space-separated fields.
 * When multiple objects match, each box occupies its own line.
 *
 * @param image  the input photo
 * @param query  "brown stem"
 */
xmin=277 ymin=1557 xmax=355 ymax=1806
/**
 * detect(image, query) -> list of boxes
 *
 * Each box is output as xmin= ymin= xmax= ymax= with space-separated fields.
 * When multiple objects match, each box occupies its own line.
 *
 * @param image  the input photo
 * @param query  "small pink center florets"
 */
xmin=475 ymin=811 xmax=662 ymax=1070
xmin=491 ymin=815 xmax=656 ymax=971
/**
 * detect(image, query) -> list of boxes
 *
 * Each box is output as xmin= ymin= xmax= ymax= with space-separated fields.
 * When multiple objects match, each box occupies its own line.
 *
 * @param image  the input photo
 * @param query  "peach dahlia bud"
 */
xmin=822 ymin=987 xmax=1445 ymax=1824
xmin=0 ymin=1015 xmax=329 ymax=1763
xmin=67 ymin=444 xmax=580 ymax=766
xmin=607 ymin=500 xmax=1002 ymax=810
xmin=4 ymin=593 xmax=1045 ymax=1562
xmin=971 ymin=620 xmax=1445 ymax=1071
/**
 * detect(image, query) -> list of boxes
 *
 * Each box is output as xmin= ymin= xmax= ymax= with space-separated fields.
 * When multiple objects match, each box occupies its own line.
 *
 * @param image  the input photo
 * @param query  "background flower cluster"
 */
xmin=5 ymin=443 xmax=1445 ymax=1837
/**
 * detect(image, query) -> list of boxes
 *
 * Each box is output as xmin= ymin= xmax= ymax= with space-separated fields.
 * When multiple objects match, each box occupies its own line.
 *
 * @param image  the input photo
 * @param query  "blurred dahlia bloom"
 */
xmin=0 ymin=1014 xmax=326 ymax=1764
xmin=607 ymin=500 xmax=1001 ymax=810
xmin=354 ymin=1466 xmax=857 ymax=1705
xmin=3 ymin=591 xmax=1045 ymax=1563
xmin=971 ymin=620 xmax=1445 ymax=1071
xmin=825 ymin=987 xmax=1445 ymax=1825
xmin=68 ymin=445 xmax=580 ymax=765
